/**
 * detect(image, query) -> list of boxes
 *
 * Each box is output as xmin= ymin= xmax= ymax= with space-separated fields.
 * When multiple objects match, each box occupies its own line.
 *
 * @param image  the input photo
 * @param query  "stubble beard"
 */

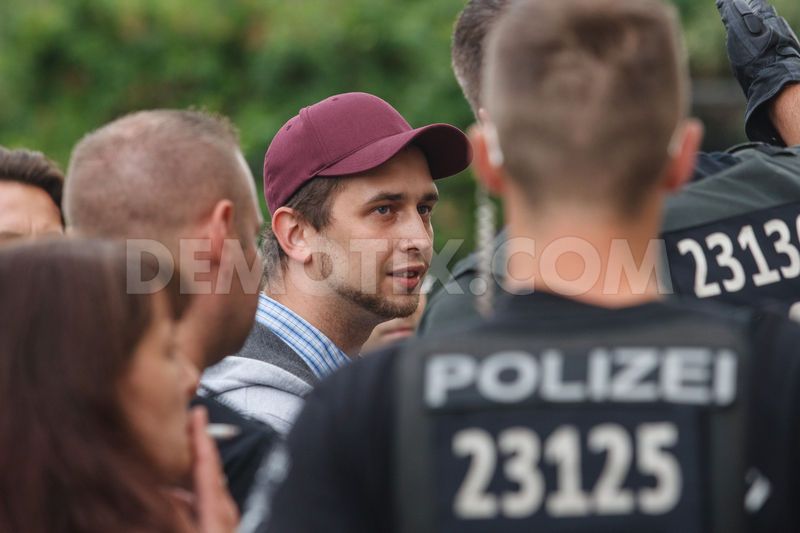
xmin=334 ymin=282 xmax=420 ymax=320
xmin=318 ymin=250 xmax=420 ymax=320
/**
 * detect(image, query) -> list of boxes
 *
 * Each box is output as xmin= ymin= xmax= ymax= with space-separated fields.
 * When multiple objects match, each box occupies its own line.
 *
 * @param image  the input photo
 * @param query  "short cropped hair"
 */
xmin=65 ymin=109 xmax=250 ymax=243
xmin=0 ymin=147 xmax=64 ymax=214
xmin=452 ymin=0 xmax=511 ymax=118
xmin=262 ymin=177 xmax=343 ymax=283
xmin=485 ymin=0 xmax=687 ymax=216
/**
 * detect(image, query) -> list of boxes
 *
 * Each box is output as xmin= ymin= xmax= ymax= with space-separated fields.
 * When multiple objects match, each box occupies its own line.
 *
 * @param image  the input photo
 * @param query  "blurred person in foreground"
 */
xmin=0 ymin=239 xmax=236 ymax=533
xmin=265 ymin=1 xmax=800 ymax=531
xmin=201 ymin=93 xmax=471 ymax=434
xmin=0 ymin=146 xmax=64 ymax=243
xmin=421 ymin=0 xmax=800 ymax=331
xmin=63 ymin=109 xmax=276 ymax=512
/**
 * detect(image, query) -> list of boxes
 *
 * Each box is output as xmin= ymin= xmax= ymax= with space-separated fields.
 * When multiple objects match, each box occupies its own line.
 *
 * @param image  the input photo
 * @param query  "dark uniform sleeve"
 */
xmin=745 ymin=312 xmax=800 ymax=531
xmin=266 ymin=348 xmax=398 ymax=533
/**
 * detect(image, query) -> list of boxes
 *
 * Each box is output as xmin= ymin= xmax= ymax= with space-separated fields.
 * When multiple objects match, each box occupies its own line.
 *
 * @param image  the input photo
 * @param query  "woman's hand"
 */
xmin=190 ymin=406 xmax=239 ymax=533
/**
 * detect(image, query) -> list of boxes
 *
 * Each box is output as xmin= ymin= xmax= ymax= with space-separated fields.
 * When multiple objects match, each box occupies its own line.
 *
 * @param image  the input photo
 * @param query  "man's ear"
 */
xmin=469 ymin=122 xmax=506 ymax=195
xmin=272 ymin=207 xmax=313 ymax=264
xmin=208 ymin=199 xmax=235 ymax=264
xmin=662 ymin=118 xmax=704 ymax=193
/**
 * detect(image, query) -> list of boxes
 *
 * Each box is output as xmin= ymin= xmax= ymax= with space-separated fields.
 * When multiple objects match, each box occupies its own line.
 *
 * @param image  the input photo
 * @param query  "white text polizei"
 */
xmin=424 ymin=348 xmax=738 ymax=409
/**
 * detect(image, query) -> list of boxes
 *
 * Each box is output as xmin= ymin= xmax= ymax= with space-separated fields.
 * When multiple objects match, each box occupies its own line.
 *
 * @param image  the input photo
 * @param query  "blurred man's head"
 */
xmin=261 ymin=93 xmax=470 ymax=349
xmin=0 ymin=147 xmax=64 ymax=243
xmin=452 ymin=0 xmax=511 ymax=118
xmin=64 ymin=110 xmax=264 ymax=367
xmin=476 ymin=0 xmax=701 ymax=219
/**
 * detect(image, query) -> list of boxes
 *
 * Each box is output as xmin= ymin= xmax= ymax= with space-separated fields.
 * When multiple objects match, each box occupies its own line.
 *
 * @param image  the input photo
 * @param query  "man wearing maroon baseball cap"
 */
xmin=201 ymin=92 xmax=471 ymax=433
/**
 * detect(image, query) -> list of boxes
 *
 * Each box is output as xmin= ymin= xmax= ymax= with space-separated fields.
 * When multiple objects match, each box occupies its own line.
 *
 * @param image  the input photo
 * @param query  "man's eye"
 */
xmin=375 ymin=206 xmax=391 ymax=215
xmin=418 ymin=205 xmax=433 ymax=215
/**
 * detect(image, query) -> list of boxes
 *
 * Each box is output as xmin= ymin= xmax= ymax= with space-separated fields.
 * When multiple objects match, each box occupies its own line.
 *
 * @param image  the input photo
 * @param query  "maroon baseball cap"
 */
xmin=263 ymin=92 xmax=472 ymax=213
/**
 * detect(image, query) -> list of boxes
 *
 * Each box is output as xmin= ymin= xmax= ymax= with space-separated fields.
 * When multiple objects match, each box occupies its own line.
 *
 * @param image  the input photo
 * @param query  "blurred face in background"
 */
xmin=361 ymin=291 xmax=427 ymax=353
xmin=0 ymin=181 xmax=62 ymax=243
xmin=119 ymin=293 xmax=199 ymax=483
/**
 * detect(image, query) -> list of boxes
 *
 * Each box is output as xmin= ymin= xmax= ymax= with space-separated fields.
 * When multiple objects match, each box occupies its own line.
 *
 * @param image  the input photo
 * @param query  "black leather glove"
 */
xmin=717 ymin=0 xmax=800 ymax=145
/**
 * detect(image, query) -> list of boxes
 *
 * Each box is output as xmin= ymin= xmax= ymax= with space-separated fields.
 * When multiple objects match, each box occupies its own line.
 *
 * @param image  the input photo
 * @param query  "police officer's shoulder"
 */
xmin=418 ymin=286 xmax=480 ymax=335
xmin=726 ymin=141 xmax=800 ymax=157
xmin=662 ymin=295 xmax=800 ymax=349
xmin=424 ymin=255 xmax=481 ymax=307
xmin=689 ymin=142 xmax=800 ymax=184
xmin=689 ymin=143 xmax=796 ymax=182
xmin=659 ymin=295 xmax=755 ymax=325
xmin=425 ymin=274 xmax=475 ymax=310
xmin=451 ymin=251 xmax=481 ymax=280
xmin=430 ymin=228 xmax=511 ymax=293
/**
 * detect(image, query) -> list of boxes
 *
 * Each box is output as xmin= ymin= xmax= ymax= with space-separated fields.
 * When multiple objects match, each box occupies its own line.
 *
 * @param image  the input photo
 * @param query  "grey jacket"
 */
xmin=200 ymin=321 xmax=318 ymax=435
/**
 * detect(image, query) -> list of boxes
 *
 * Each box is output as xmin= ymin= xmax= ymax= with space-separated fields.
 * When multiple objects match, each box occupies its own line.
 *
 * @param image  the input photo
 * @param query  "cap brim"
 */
xmin=317 ymin=123 xmax=472 ymax=180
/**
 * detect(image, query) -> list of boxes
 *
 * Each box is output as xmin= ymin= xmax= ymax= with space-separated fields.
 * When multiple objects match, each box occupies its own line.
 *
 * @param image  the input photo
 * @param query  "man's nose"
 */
xmin=397 ymin=214 xmax=433 ymax=255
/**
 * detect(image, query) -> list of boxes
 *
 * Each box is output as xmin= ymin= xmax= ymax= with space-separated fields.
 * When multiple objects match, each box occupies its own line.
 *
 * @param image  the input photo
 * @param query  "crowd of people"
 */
xmin=3 ymin=0 xmax=800 ymax=531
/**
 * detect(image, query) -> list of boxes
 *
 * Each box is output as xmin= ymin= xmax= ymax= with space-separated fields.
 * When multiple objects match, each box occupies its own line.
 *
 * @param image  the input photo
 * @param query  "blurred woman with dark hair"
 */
xmin=0 ymin=239 xmax=238 ymax=533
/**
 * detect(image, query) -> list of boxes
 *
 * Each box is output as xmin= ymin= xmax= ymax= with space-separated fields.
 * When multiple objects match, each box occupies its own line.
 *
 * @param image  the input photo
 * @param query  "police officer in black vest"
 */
xmin=264 ymin=0 xmax=800 ymax=532
xmin=663 ymin=0 xmax=800 ymax=320
xmin=421 ymin=0 xmax=800 ymax=332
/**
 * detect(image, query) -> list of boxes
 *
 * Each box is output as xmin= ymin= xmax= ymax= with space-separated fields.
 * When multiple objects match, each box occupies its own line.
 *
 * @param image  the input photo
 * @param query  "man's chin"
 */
xmin=376 ymin=292 xmax=420 ymax=318
xmin=339 ymin=287 xmax=419 ymax=319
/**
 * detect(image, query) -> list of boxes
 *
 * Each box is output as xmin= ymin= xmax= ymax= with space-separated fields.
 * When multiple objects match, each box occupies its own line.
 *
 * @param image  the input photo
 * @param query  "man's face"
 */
xmin=314 ymin=146 xmax=437 ymax=319
xmin=0 ymin=181 xmax=62 ymax=243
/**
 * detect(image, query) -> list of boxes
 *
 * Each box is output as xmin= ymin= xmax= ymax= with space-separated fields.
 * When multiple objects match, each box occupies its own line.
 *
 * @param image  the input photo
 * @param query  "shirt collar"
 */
xmin=255 ymin=294 xmax=350 ymax=379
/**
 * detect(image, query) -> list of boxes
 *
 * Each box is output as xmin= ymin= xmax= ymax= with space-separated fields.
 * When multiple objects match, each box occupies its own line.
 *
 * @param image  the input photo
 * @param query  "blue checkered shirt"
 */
xmin=255 ymin=293 xmax=350 ymax=379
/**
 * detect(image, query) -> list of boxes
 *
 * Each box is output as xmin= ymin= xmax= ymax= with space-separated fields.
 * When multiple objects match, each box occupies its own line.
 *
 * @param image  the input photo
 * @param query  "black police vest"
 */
xmin=663 ymin=145 xmax=800 ymax=318
xmin=394 ymin=313 xmax=754 ymax=533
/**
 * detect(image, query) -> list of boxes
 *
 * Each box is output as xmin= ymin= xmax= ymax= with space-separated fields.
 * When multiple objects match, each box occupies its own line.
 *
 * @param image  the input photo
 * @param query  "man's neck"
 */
xmin=503 ymin=200 xmax=666 ymax=308
xmin=267 ymin=290 xmax=377 ymax=357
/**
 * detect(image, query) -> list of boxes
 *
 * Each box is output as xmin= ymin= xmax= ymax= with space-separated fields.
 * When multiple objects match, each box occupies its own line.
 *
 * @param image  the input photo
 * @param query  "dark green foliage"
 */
xmin=1 ymin=0 xmax=798 ymax=260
